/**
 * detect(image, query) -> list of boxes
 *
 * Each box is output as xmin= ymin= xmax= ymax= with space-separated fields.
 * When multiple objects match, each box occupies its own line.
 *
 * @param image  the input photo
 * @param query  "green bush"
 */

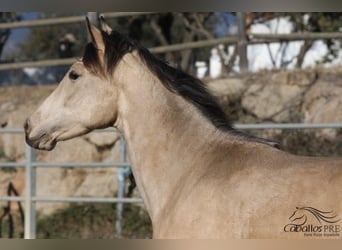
xmin=36 ymin=203 xmax=152 ymax=239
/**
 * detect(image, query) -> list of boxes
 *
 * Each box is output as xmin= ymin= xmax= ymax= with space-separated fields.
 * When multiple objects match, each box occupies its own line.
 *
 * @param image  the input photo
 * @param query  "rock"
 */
xmin=206 ymin=78 xmax=246 ymax=100
xmin=36 ymin=168 xmax=89 ymax=215
xmin=273 ymin=69 xmax=317 ymax=87
xmin=103 ymin=140 xmax=124 ymax=163
xmin=1 ymin=101 xmax=16 ymax=112
xmin=73 ymin=168 xmax=119 ymax=197
xmin=35 ymin=138 xmax=122 ymax=215
xmin=0 ymin=85 xmax=54 ymax=160
xmin=0 ymin=170 xmax=17 ymax=197
xmin=39 ymin=137 xmax=100 ymax=163
xmin=74 ymin=141 xmax=127 ymax=198
xmin=84 ymin=131 xmax=120 ymax=147
xmin=1 ymin=105 xmax=32 ymax=160
xmin=0 ymin=102 xmax=15 ymax=128
xmin=0 ymin=121 xmax=123 ymax=215
xmin=302 ymin=78 xmax=342 ymax=139
xmin=206 ymin=78 xmax=247 ymax=109
xmin=241 ymin=70 xmax=313 ymax=122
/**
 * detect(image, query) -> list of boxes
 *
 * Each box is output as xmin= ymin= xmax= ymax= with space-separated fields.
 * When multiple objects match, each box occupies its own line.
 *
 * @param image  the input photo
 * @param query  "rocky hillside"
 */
xmin=0 ymin=66 xmax=341 ymax=216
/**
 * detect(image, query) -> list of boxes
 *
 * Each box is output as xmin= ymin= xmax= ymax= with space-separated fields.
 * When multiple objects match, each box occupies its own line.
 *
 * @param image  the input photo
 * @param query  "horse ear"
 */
xmin=99 ymin=16 xmax=112 ymax=34
xmin=85 ymin=17 xmax=105 ymax=52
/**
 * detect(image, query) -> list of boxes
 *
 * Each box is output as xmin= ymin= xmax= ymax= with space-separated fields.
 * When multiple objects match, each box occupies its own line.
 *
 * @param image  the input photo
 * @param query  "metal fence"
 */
xmin=0 ymin=122 xmax=341 ymax=239
xmin=0 ymin=127 xmax=142 ymax=239
xmin=0 ymin=12 xmax=342 ymax=72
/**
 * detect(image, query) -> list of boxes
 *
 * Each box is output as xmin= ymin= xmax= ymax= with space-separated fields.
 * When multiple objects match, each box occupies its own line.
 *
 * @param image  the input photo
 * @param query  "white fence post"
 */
xmin=24 ymin=143 xmax=36 ymax=239
xmin=115 ymin=134 xmax=127 ymax=236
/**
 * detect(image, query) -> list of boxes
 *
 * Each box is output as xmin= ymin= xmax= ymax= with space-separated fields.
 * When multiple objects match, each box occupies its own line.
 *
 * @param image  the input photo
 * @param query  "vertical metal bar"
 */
xmin=87 ymin=12 xmax=100 ymax=44
xmin=87 ymin=12 xmax=99 ymax=27
xmin=115 ymin=170 xmax=125 ymax=237
xmin=237 ymin=12 xmax=248 ymax=73
xmin=24 ymin=144 xmax=36 ymax=239
xmin=115 ymin=134 xmax=127 ymax=237
xmin=119 ymin=134 xmax=127 ymax=163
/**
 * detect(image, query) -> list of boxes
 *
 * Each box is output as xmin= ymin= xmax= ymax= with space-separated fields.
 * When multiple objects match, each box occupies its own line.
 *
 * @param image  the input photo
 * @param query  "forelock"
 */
xmin=82 ymin=42 xmax=105 ymax=76
xmin=82 ymin=30 xmax=136 ymax=77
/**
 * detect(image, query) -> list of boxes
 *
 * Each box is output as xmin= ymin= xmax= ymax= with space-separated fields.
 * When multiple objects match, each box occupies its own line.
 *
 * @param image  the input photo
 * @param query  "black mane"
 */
xmin=83 ymin=30 xmax=233 ymax=131
xmin=82 ymin=30 xmax=280 ymax=148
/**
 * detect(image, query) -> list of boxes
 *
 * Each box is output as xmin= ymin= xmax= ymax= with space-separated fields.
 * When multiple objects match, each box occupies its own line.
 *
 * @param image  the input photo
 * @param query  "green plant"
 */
xmin=36 ymin=203 xmax=152 ymax=239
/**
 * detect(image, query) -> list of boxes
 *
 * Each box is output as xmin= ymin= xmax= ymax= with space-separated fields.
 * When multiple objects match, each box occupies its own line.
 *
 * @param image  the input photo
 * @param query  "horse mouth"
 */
xmin=25 ymin=132 xmax=57 ymax=151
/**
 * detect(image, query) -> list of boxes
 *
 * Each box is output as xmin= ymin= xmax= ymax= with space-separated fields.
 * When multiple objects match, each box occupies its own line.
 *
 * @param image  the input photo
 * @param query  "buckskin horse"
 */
xmin=24 ymin=17 xmax=342 ymax=239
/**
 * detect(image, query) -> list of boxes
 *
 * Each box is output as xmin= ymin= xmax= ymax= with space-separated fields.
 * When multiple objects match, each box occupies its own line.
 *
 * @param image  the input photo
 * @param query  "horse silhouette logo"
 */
xmin=289 ymin=207 xmax=340 ymax=225
xmin=284 ymin=207 xmax=341 ymax=233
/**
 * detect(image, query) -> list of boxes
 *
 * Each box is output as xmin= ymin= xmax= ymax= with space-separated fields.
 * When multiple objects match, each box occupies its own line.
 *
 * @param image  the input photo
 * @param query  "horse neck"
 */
xmin=114 ymin=53 xmax=232 ymax=221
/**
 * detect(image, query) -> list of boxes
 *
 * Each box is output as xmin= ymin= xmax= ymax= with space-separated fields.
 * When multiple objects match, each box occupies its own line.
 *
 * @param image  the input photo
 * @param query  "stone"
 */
xmin=205 ymin=78 xmax=247 ymax=109
xmin=39 ymin=137 xmax=100 ymax=163
xmin=206 ymin=78 xmax=246 ymax=100
xmin=241 ymin=71 xmax=310 ymax=122
xmin=302 ymin=78 xmax=342 ymax=138
xmin=84 ymin=131 xmax=121 ymax=147
xmin=1 ymin=106 xmax=32 ymax=160
xmin=35 ymin=138 xmax=122 ymax=215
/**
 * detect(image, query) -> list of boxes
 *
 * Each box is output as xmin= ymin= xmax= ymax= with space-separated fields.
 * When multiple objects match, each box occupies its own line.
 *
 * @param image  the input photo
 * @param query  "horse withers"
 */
xmin=24 ymin=17 xmax=342 ymax=239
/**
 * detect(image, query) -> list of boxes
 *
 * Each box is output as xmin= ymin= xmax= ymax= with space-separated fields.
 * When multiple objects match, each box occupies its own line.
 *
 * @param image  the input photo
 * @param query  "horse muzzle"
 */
xmin=24 ymin=118 xmax=57 ymax=151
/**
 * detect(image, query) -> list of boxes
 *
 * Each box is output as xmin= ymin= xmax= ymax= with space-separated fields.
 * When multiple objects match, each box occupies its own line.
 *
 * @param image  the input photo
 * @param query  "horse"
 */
xmin=24 ymin=17 xmax=342 ymax=239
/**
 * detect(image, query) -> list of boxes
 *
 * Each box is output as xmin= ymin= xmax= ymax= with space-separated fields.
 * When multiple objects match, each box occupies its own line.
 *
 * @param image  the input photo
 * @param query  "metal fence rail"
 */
xmin=235 ymin=122 xmax=342 ymax=130
xmin=0 ymin=128 xmax=134 ymax=239
xmin=0 ymin=123 xmax=341 ymax=238
xmin=1 ymin=12 xmax=342 ymax=71
xmin=0 ymin=12 xmax=154 ymax=29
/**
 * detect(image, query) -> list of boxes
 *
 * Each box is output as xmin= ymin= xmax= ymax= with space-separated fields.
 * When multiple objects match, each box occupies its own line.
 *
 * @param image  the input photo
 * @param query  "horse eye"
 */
xmin=69 ymin=70 xmax=80 ymax=81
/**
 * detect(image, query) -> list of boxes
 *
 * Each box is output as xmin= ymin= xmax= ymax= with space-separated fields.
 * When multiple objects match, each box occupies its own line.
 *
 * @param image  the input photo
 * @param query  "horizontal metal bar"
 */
xmin=0 ymin=196 xmax=143 ymax=203
xmin=0 ymin=128 xmax=24 ymax=133
xmin=234 ymin=123 xmax=342 ymax=130
xmin=32 ymin=197 xmax=143 ymax=203
xmin=0 ymin=162 xmax=130 ymax=169
xmin=0 ymin=196 xmax=25 ymax=202
xmin=0 ymin=161 xmax=131 ymax=169
xmin=0 ymin=33 xmax=341 ymax=71
xmin=0 ymin=162 xmax=25 ymax=168
xmin=0 ymin=37 xmax=238 ymax=71
xmin=0 ymin=58 xmax=75 ymax=71
xmin=94 ymin=127 xmax=118 ymax=132
xmin=1 ymin=123 xmax=341 ymax=134
xmin=0 ymin=128 xmax=118 ymax=133
xmin=102 ymin=12 xmax=154 ymax=19
xmin=250 ymin=32 xmax=342 ymax=41
xmin=0 ymin=12 xmax=153 ymax=30
xmin=150 ymin=36 xmax=239 ymax=54
xmin=32 ymin=162 xmax=130 ymax=168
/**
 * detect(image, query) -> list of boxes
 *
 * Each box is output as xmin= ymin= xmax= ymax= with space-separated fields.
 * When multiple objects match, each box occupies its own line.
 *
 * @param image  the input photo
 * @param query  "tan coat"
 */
xmin=25 ymin=19 xmax=342 ymax=239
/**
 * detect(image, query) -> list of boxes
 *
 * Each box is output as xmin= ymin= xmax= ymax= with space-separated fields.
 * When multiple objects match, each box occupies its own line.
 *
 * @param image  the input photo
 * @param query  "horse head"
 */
xmin=25 ymin=17 xmax=120 ymax=150
xmin=289 ymin=207 xmax=308 ymax=225
xmin=289 ymin=207 xmax=340 ymax=225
